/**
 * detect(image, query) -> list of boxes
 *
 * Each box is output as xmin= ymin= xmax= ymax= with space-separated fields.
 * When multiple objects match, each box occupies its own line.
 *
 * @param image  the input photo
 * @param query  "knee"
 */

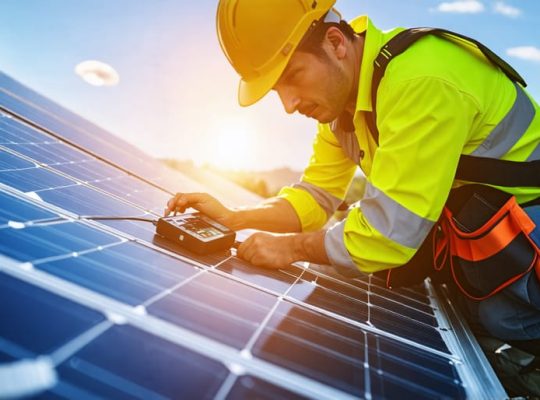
xmin=477 ymin=295 xmax=526 ymax=340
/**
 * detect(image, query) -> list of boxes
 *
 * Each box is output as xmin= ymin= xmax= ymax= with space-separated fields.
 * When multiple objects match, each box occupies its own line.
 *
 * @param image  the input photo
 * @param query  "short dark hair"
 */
xmin=296 ymin=20 xmax=357 ymax=58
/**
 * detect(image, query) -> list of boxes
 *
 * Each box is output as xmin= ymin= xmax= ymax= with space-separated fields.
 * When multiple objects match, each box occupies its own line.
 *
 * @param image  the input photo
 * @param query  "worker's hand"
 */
xmin=237 ymin=232 xmax=302 ymax=269
xmin=164 ymin=192 xmax=236 ymax=228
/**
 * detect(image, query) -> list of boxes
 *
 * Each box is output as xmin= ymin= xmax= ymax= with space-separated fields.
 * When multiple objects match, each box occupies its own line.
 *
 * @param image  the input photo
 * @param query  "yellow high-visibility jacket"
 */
xmin=278 ymin=16 xmax=540 ymax=274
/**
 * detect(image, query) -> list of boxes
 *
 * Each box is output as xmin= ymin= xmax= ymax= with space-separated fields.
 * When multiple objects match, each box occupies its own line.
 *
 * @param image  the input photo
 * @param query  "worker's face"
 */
xmin=273 ymin=32 xmax=352 ymax=123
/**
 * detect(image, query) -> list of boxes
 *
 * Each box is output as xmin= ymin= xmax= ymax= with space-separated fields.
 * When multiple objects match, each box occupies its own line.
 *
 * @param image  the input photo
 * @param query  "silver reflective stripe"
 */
xmin=472 ymin=83 xmax=536 ymax=158
xmin=527 ymin=142 xmax=540 ymax=161
xmin=293 ymin=181 xmax=342 ymax=217
xmin=324 ymin=220 xmax=361 ymax=276
xmin=361 ymin=183 xmax=434 ymax=248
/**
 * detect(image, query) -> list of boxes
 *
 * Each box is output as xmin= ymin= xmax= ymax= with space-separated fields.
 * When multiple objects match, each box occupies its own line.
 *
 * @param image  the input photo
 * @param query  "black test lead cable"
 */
xmin=79 ymin=216 xmax=158 ymax=225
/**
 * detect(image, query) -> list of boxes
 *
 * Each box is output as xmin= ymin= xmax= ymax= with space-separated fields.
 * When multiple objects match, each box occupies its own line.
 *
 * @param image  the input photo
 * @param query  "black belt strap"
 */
xmin=365 ymin=27 xmax=538 ymax=188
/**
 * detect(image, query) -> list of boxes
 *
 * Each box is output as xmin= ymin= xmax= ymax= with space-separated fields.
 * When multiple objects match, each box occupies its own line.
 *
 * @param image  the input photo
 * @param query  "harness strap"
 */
xmin=366 ymin=27 xmax=538 ymax=188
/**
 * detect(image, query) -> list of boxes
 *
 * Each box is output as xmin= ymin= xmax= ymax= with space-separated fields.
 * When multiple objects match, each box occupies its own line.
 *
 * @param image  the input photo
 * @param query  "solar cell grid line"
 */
xmin=249 ymin=300 xmax=467 ymax=399
xmin=224 ymin=375 xmax=310 ymax=400
xmin=1 ymin=79 xmax=262 ymax=209
xmin=0 ymin=111 xmax=47 ymax=144
xmin=191 ymin=256 xmax=457 ymax=368
xmin=0 ymin=190 xmax=58 ymax=226
xmin=0 ymin=217 xmax=202 ymax=308
xmin=284 ymin=288 xmax=455 ymax=361
xmin=221 ymin=256 xmax=440 ymax=333
xmin=1 ymin=185 xmax=302 ymax=354
xmin=217 ymin=256 xmax=450 ymax=354
xmin=0 ymin=183 xmax=456 ymax=368
xmin=0 ymin=272 xmax=232 ymax=399
xmin=0 ymin=147 xmax=158 ymax=218
xmin=354 ymin=272 xmax=433 ymax=305
xmin=0 ymin=83 xmax=207 ymax=197
xmin=0 ymin=114 xmax=173 ymax=212
xmin=0 ymin=272 xmax=105 ymax=358
xmin=0 ymin=186 xmax=422 ymax=398
xmin=0 ymin=254 xmax=360 ymax=400
xmin=0 ymin=79 xmax=168 ymax=172
xmin=139 ymin=234 xmax=452 ymax=362
xmin=0 ymin=117 xmax=173 ymax=214
xmin=210 ymin=257 xmax=312 ymax=399
xmin=0 ymin=203 xmax=500 ymax=396
xmin=278 ymin=261 xmax=437 ymax=315
xmin=294 ymin=267 xmax=438 ymax=324
xmin=310 ymin=265 xmax=436 ymax=315
xmin=0 ymin=183 xmax=454 ymax=364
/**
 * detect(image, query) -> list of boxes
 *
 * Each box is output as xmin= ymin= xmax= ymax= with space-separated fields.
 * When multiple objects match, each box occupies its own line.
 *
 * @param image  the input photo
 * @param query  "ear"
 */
xmin=324 ymin=26 xmax=347 ymax=60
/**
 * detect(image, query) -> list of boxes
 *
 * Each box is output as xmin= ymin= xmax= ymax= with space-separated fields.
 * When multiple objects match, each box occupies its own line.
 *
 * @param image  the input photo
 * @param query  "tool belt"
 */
xmin=378 ymin=186 xmax=540 ymax=298
xmin=433 ymin=185 xmax=540 ymax=300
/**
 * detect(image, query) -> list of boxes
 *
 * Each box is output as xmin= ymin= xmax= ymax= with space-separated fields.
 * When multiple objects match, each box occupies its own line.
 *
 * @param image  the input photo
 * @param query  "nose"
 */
xmin=276 ymin=86 xmax=300 ymax=114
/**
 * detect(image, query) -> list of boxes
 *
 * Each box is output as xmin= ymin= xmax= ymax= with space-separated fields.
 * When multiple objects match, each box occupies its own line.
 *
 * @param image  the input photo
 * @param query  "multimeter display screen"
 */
xmin=177 ymin=217 xmax=225 ymax=242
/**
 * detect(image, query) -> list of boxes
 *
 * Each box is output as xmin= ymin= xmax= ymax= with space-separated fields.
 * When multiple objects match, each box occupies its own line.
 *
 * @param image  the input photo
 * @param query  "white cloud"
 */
xmin=494 ymin=1 xmax=522 ymax=17
xmin=506 ymin=46 xmax=540 ymax=62
xmin=75 ymin=60 xmax=120 ymax=87
xmin=435 ymin=0 xmax=485 ymax=13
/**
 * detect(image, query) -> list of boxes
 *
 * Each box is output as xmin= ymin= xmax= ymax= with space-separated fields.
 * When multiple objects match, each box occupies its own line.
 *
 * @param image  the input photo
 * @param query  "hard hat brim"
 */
xmin=235 ymin=0 xmax=337 ymax=107
xmin=237 ymin=56 xmax=288 ymax=107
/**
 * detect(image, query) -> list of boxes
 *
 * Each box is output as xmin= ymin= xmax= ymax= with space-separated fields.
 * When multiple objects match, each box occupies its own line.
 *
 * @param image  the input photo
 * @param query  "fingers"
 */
xmin=164 ymin=192 xmax=211 ymax=217
xmin=237 ymin=237 xmax=256 ymax=263
xmin=165 ymin=193 xmax=182 ymax=216
xmin=237 ymin=234 xmax=267 ymax=266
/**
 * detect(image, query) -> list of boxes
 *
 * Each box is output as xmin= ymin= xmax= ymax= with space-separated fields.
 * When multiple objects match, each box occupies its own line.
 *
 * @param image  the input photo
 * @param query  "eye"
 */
xmin=287 ymin=68 xmax=302 ymax=82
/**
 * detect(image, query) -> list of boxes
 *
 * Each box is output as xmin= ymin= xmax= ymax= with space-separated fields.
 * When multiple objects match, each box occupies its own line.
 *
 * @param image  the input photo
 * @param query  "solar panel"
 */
xmin=0 ymin=71 xmax=506 ymax=399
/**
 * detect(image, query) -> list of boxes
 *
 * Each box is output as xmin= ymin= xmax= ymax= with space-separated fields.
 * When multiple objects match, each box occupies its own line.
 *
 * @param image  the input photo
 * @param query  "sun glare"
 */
xmin=208 ymin=118 xmax=256 ymax=170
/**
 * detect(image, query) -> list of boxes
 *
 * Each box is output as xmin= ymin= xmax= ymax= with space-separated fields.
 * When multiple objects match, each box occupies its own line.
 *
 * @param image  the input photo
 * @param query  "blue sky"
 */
xmin=1 ymin=0 xmax=539 ymax=171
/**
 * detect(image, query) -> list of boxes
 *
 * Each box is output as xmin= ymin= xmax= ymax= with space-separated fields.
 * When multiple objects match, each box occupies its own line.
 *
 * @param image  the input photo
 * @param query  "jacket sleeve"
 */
xmin=325 ymin=76 xmax=479 ymax=273
xmin=278 ymin=123 xmax=357 ymax=232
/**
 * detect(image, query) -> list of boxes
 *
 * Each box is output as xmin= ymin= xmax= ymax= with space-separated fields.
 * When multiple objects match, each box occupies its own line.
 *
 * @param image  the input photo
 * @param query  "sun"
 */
xmin=208 ymin=117 xmax=256 ymax=170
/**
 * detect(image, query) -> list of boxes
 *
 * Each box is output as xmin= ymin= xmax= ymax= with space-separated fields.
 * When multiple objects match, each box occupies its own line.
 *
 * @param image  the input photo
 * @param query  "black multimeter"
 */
xmin=156 ymin=213 xmax=236 ymax=254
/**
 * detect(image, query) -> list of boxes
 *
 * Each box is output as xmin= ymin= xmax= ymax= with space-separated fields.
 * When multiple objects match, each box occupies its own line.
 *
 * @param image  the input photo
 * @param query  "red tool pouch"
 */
xmin=433 ymin=186 xmax=540 ymax=301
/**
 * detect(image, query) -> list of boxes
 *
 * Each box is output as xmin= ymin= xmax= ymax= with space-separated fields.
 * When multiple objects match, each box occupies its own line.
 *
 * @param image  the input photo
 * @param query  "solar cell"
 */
xmin=148 ymin=271 xmax=278 ymax=349
xmin=252 ymin=301 xmax=464 ymax=398
xmin=0 ymin=221 xmax=121 ymax=262
xmin=0 ymin=273 xmax=104 ymax=355
xmin=0 ymin=191 xmax=56 ymax=224
xmin=226 ymin=375 xmax=310 ymax=399
xmin=0 ymin=71 xmax=507 ymax=399
xmin=31 ymin=240 xmax=200 ymax=307
xmin=217 ymin=256 xmax=299 ymax=295
xmin=55 ymin=325 xmax=230 ymax=399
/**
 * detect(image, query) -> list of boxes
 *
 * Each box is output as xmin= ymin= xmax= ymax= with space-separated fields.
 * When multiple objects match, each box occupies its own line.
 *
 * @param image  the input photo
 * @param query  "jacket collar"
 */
xmin=331 ymin=16 xmax=401 ymax=133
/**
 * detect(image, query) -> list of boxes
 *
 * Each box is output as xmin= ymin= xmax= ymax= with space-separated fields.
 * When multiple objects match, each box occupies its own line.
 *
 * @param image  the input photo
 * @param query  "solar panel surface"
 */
xmin=0 ymin=72 xmax=506 ymax=399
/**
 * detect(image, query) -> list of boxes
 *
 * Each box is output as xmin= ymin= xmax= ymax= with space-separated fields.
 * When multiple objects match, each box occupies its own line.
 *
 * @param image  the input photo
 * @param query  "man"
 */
xmin=165 ymin=0 xmax=540 ymax=343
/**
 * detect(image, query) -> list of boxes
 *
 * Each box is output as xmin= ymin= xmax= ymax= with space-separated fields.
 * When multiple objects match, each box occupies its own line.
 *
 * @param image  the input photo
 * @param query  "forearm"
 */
xmin=229 ymin=197 xmax=302 ymax=233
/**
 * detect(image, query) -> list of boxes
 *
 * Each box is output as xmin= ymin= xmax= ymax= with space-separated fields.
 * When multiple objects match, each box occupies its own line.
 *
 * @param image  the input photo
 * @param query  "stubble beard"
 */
xmin=315 ymin=59 xmax=350 ymax=124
